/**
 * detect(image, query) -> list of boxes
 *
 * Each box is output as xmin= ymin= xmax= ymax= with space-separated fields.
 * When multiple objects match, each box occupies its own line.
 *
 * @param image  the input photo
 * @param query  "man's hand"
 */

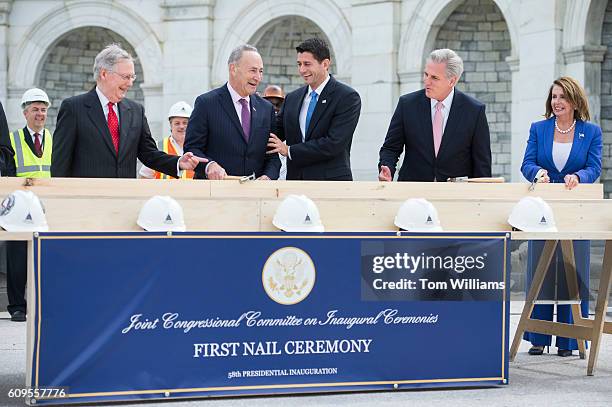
xmin=206 ymin=161 xmax=227 ymax=180
xmin=378 ymin=165 xmax=392 ymax=182
xmin=267 ymin=133 xmax=288 ymax=157
xmin=178 ymin=152 xmax=208 ymax=170
xmin=564 ymin=173 xmax=579 ymax=190
xmin=257 ymin=175 xmax=271 ymax=181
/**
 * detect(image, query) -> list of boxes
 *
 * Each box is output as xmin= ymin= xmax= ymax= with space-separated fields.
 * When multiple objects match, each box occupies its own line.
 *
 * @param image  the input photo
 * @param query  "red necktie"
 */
xmin=33 ymin=132 xmax=42 ymax=158
xmin=107 ymin=102 xmax=120 ymax=154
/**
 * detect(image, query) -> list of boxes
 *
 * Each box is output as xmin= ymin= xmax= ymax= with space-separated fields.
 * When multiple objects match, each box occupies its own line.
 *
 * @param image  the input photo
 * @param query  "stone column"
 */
xmin=350 ymin=0 xmax=400 ymax=180
xmin=510 ymin=0 xmax=562 ymax=182
xmin=0 ymin=1 xmax=11 ymax=103
xmin=563 ymin=45 xmax=607 ymax=123
xmin=160 ymin=0 xmax=215 ymax=138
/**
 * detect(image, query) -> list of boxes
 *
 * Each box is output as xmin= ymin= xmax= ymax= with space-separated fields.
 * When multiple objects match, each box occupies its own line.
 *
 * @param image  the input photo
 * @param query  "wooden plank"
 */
xmin=523 ymin=319 xmax=593 ymax=340
xmin=196 ymin=180 xmax=605 ymax=199
xmin=0 ymin=178 xmax=603 ymax=200
xmin=0 ymin=177 xmax=213 ymax=199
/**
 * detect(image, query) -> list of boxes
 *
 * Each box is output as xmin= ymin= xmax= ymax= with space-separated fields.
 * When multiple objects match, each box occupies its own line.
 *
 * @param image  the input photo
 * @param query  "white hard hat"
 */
xmin=394 ymin=198 xmax=443 ymax=232
xmin=137 ymin=196 xmax=186 ymax=232
xmin=21 ymin=88 xmax=50 ymax=109
xmin=0 ymin=190 xmax=49 ymax=232
xmin=168 ymin=101 xmax=192 ymax=119
xmin=273 ymin=195 xmax=324 ymax=232
xmin=508 ymin=196 xmax=557 ymax=232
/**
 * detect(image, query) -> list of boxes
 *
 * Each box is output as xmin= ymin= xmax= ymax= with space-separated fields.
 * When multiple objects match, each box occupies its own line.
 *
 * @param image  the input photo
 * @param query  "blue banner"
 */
xmin=30 ymin=232 xmax=510 ymax=405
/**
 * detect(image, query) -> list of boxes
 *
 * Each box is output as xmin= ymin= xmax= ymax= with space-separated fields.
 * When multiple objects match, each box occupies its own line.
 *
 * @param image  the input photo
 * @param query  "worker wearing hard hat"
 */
xmin=139 ymin=101 xmax=194 ymax=179
xmin=0 ymin=88 xmax=52 ymax=321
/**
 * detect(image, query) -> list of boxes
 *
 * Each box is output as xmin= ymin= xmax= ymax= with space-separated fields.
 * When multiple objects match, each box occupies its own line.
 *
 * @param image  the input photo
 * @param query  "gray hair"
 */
xmin=93 ymin=43 xmax=133 ymax=81
xmin=427 ymin=48 xmax=464 ymax=80
xmin=227 ymin=44 xmax=259 ymax=65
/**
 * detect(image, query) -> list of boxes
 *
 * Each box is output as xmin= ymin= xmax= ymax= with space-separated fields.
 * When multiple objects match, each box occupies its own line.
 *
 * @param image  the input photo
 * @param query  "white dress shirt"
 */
xmin=430 ymin=88 xmax=455 ymax=134
xmin=227 ymin=82 xmax=251 ymax=125
xmin=95 ymin=87 xmax=120 ymax=123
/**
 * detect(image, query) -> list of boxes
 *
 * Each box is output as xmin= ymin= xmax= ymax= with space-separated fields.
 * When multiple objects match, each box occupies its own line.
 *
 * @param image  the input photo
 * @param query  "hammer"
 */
xmin=447 ymin=176 xmax=505 ymax=183
xmin=224 ymin=172 xmax=256 ymax=184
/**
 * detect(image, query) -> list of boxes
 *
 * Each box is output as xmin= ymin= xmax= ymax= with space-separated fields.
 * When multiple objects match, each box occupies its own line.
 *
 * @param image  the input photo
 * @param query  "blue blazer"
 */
xmin=521 ymin=117 xmax=602 ymax=184
xmin=184 ymin=84 xmax=280 ymax=179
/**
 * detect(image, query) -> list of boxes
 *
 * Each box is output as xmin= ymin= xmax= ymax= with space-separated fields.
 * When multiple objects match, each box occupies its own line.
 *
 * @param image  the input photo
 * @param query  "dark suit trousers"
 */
xmin=6 ymin=241 xmax=26 ymax=314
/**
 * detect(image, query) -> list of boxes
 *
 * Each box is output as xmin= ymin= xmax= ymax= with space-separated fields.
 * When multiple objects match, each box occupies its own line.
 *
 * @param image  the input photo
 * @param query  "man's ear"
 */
xmin=322 ymin=58 xmax=331 ymax=71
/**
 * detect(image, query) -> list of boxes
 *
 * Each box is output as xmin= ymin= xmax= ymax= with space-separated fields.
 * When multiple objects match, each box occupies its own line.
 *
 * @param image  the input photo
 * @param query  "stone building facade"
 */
xmin=0 ymin=0 xmax=610 ymax=192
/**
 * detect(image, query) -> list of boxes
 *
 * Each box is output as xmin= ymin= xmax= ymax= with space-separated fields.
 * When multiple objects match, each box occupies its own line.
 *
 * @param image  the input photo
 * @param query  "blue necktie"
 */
xmin=304 ymin=91 xmax=318 ymax=138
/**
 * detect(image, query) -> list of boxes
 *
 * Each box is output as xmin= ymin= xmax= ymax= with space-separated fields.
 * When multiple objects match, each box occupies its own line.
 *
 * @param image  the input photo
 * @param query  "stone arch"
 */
xmin=7 ymin=1 xmax=164 ymax=136
xmin=37 ymin=27 xmax=145 ymax=132
xmin=431 ymin=0 xmax=513 ymax=180
xmin=563 ymin=0 xmax=608 ymax=49
xmin=250 ymin=16 xmax=336 ymax=94
xmin=212 ymin=0 xmax=351 ymax=87
xmin=398 ymin=0 xmax=518 ymax=91
xmin=8 ymin=1 xmax=162 ymax=93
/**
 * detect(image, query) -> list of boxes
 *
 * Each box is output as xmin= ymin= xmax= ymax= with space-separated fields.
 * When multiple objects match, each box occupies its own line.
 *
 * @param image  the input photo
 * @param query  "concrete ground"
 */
xmin=1 ymin=302 xmax=610 ymax=407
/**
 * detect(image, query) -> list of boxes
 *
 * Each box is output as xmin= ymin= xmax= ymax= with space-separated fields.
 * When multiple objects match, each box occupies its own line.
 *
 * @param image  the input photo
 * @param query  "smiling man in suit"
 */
xmin=184 ymin=44 xmax=280 ymax=180
xmin=51 ymin=43 xmax=204 ymax=178
xmin=267 ymin=38 xmax=361 ymax=181
xmin=378 ymin=48 xmax=491 ymax=182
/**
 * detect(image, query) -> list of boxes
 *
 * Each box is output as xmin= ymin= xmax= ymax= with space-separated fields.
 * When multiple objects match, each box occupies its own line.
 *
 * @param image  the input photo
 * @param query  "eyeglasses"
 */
xmin=111 ymin=71 xmax=137 ymax=81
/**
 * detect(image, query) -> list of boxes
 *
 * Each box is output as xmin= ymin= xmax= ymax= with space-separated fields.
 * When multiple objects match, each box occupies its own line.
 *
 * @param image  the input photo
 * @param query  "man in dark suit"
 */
xmin=267 ymin=38 xmax=361 ymax=181
xmin=183 ymin=45 xmax=280 ymax=180
xmin=51 ymin=43 xmax=204 ymax=178
xmin=378 ymin=48 xmax=491 ymax=182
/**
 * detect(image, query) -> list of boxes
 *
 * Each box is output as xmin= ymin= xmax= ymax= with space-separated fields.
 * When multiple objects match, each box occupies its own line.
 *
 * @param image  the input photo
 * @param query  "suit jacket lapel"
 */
xmin=21 ymin=126 xmax=37 ymax=154
xmin=219 ymin=85 xmax=248 ymax=143
xmin=306 ymin=77 xmax=334 ymax=140
xmin=543 ymin=117 xmax=555 ymax=169
xmin=437 ymin=90 xmax=465 ymax=159
xmin=561 ymin=120 xmax=585 ymax=173
xmin=118 ymin=101 xmax=131 ymax=159
xmin=84 ymin=89 xmax=116 ymax=157
xmin=247 ymin=96 xmax=262 ymax=146
xmin=419 ymin=93 xmax=435 ymax=158
xmin=296 ymin=86 xmax=308 ymax=142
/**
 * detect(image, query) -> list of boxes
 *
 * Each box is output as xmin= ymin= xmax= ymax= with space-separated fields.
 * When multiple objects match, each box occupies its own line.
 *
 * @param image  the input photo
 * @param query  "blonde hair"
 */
xmin=545 ymin=76 xmax=590 ymax=121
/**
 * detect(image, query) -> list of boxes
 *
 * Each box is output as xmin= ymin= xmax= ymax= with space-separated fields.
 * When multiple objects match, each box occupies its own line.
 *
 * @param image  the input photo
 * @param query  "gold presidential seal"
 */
xmin=262 ymin=247 xmax=316 ymax=305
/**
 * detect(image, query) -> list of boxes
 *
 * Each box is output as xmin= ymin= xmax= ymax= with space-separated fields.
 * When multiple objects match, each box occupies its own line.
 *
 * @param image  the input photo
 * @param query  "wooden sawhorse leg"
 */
xmin=559 ymin=240 xmax=588 ymax=359
xmin=587 ymin=239 xmax=612 ymax=375
xmin=510 ymin=240 xmax=557 ymax=361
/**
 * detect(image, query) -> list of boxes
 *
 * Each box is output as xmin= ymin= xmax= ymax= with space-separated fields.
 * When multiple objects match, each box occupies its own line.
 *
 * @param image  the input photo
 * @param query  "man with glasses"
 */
xmin=52 ymin=43 xmax=205 ymax=178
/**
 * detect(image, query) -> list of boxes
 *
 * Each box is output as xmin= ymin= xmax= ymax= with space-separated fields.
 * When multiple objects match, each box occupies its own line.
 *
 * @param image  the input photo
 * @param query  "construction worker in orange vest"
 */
xmin=139 ymin=101 xmax=194 ymax=179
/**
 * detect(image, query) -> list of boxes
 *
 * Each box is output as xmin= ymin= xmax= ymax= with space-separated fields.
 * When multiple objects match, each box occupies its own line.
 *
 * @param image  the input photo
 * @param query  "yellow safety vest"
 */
xmin=154 ymin=137 xmax=194 ymax=180
xmin=9 ymin=128 xmax=52 ymax=178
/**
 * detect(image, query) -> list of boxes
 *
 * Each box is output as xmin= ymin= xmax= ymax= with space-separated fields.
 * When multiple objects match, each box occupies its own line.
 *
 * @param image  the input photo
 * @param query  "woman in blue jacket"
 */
xmin=521 ymin=76 xmax=602 ymax=357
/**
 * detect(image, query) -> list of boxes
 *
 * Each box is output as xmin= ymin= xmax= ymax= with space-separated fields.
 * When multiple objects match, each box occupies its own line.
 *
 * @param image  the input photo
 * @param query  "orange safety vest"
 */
xmin=154 ymin=137 xmax=194 ymax=179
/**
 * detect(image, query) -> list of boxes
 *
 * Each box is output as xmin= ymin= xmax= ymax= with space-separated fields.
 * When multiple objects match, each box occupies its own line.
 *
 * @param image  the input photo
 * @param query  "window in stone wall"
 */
xmin=600 ymin=0 xmax=612 ymax=198
xmin=433 ymin=0 xmax=512 ymax=180
xmin=250 ymin=16 xmax=335 ymax=95
xmin=37 ymin=27 xmax=144 ymax=133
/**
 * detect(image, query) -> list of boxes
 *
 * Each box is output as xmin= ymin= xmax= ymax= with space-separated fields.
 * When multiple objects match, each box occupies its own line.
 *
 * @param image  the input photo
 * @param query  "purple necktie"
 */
xmin=239 ymin=98 xmax=250 ymax=142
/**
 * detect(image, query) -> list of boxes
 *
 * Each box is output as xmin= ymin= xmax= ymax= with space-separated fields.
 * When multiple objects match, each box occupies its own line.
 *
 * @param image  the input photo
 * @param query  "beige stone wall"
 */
xmin=601 ymin=0 xmax=612 ymax=197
